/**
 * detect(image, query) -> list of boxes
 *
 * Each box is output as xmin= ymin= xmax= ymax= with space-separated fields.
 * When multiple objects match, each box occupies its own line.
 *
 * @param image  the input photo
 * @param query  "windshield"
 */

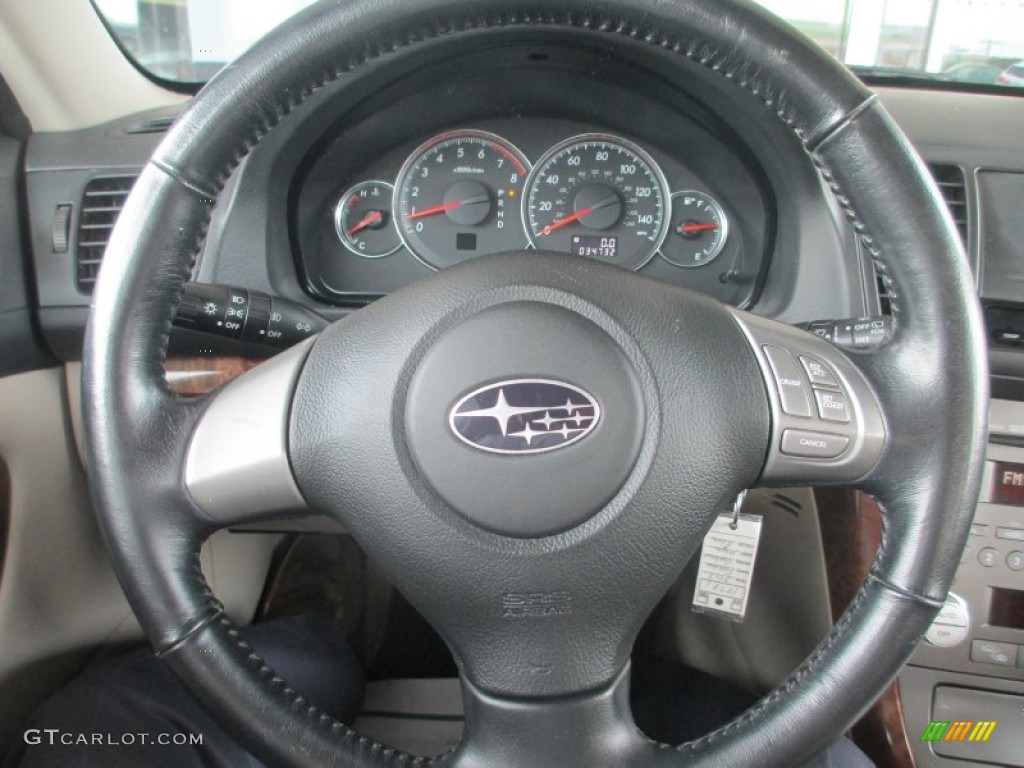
xmin=94 ymin=0 xmax=1024 ymax=90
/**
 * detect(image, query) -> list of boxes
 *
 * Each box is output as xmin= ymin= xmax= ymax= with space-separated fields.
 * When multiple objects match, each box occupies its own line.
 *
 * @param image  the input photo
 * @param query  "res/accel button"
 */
xmin=799 ymin=356 xmax=840 ymax=388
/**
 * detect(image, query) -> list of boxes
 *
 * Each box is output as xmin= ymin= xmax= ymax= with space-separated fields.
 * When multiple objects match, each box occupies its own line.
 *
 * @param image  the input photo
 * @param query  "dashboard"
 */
xmin=27 ymin=36 xmax=873 ymax=363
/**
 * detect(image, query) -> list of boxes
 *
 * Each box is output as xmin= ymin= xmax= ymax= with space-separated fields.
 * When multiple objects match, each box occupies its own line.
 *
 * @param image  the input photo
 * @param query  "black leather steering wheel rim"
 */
xmin=82 ymin=1 xmax=988 ymax=766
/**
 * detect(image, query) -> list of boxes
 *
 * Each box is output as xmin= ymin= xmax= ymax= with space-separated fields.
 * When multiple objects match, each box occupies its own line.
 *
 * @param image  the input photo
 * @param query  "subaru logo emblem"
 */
xmin=448 ymin=379 xmax=601 ymax=455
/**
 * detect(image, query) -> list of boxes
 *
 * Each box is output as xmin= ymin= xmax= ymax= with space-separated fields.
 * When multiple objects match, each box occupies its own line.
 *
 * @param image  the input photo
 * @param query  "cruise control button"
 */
xmin=780 ymin=430 xmax=850 ymax=459
xmin=763 ymin=346 xmax=812 ymax=418
xmin=800 ymin=356 xmax=840 ymax=388
xmin=814 ymin=389 xmax=851 ymax=423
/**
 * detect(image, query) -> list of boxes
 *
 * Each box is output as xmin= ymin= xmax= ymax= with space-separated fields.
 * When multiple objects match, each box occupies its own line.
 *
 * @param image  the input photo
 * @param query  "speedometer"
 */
xmin=523 ymin=134 xmax=671 ymax=270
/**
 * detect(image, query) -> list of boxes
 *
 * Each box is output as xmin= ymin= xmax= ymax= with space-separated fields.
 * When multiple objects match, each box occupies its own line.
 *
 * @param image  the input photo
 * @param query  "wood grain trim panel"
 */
xmin=166 ymin=357 xmax=262 ymax=396
xmin=815 ymin=488 xmax=916 ymax=768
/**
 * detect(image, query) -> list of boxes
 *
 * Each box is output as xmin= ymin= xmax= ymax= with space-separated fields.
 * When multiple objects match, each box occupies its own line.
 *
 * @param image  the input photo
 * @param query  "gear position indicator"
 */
xmin=692 ymin=512 xmax=763 ymax=622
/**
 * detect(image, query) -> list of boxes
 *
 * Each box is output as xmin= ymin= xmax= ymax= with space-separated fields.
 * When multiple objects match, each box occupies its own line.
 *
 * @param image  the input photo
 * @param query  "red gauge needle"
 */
xmin=539 ymin=207 xmax=593 ymax=236
xmin=347 ymin=210 xmax=383 ymax=237
xmin=406 ymin=201 xmax=462 ymax=220
xmin=678 ymin=223 xmax=719 ymax=234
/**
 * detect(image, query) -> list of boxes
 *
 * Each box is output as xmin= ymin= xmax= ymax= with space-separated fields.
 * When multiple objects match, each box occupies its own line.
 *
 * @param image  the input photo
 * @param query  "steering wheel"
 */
xmin=82 ymin=0 xmax=987 ymax=765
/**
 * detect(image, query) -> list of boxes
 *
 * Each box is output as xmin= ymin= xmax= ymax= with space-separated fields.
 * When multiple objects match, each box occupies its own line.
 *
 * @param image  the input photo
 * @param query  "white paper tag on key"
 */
xmin=692 ymin=512 xmax=763 ymax=622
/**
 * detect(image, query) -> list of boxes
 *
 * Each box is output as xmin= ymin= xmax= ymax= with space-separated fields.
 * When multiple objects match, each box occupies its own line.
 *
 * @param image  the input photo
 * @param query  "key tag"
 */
xmin=692 ymin=491 xmax=763 ymax=622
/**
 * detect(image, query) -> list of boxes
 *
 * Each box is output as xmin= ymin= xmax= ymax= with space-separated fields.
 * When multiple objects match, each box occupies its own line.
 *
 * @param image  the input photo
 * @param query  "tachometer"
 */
xmin=394 ymin=130 xmax=530 ymax=269
xmin=523 ymin=134 xmax=671 ymax=270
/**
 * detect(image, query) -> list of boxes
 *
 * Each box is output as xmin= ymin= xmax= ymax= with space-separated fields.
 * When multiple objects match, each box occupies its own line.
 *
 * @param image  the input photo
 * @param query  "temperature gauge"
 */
xmin=661 ymin=190 xmax=729 ymax=268
xmin=334 ymin=181 xmax=401 ymax=259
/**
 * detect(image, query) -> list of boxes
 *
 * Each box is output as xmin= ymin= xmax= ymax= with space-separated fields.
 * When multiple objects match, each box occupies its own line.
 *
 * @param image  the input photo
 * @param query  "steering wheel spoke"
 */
xmin=449 ymin=665 xmax=683 ymax=768
xmin=730 ymin=309 xmax=887 ymax=488
xmin=183 ymin=338 xmax=312 ymax=526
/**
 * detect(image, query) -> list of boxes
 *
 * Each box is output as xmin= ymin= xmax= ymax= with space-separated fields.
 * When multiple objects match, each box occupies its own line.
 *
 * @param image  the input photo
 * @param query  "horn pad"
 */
xmin=405 ymin=301 xmax=644 ymax=537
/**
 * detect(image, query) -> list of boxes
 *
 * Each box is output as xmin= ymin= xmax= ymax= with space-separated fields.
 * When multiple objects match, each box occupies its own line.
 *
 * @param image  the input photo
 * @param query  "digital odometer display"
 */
xmin=571 ymin=235 xmax=618 ymax=260
xmin=523 ymin=134 xmax=671 ymax=270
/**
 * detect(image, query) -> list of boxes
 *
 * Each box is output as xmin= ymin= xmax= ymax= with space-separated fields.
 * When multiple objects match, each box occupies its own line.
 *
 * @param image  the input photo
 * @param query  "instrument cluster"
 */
xmin=295 ymin=118 xmax=770 ymax=309
xmin=335 ymin=128 xmax=730 ymax=275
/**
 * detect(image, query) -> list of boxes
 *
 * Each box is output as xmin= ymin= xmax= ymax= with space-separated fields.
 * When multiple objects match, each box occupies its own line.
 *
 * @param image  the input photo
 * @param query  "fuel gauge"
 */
xmin=335 ymin=181 xmax=401 ymax=259
xmin=660 ymin=190 xmax=729 ymax=268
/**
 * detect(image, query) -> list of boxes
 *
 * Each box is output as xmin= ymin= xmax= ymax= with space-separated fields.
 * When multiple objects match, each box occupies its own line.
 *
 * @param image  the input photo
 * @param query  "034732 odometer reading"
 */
xmin=523 ymin=134 xmax=671 ymax=271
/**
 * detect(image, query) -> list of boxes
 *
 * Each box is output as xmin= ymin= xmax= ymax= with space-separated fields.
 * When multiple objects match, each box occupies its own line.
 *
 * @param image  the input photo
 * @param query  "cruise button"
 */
xmin=814 ymin=389 xmax=851 ymax=423
xmin=781 ymin=430 xmax=850 ymax=459
xmin=763 ymin=346 xmax=812 ymax=418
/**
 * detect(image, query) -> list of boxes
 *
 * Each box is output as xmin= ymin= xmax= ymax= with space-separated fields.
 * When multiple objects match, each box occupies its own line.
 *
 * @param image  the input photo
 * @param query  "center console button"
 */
xmin=925 ymin=622 xmax=968 ymax=647
xmin=1007 ymin=551 xmax=1024 ymax=571
xmin=935 ymin=597 xmax=969 ymax=627
xmin=970 ymin=639 xmax=1017 ymax=666
xmin=978 ymin=547 xmax=998 ymax=568
xmin=995 ymin=526 xmax=1024 ymax=542
xmin=763 ymin=346 xmax=812 ymax=418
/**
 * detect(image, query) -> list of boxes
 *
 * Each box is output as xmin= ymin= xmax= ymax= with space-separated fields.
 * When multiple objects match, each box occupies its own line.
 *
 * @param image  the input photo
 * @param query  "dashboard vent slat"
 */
xmin=84 ymin=188 xmax=132 ymax=197
xmin=927 ymin=164 xmax=969 ymax=247
xmin=873 ymin=164 xmax=969 ymax=317
xmin=124 ymin=116 xmax=176 ymax=135
xmin=75 ymin=175 xmax=137 ymax=293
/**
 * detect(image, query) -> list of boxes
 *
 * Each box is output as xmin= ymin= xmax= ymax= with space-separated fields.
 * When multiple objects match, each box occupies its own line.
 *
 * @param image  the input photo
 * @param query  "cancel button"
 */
xmin=781 ymin=429 xmax=850 ymax=459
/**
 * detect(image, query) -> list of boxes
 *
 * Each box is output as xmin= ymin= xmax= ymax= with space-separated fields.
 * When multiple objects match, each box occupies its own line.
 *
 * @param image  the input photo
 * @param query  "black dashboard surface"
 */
xmin=292 ymin=48 xmax=773 ymax=307
xmin=21 ymin=43 xmax=1024 ymax=379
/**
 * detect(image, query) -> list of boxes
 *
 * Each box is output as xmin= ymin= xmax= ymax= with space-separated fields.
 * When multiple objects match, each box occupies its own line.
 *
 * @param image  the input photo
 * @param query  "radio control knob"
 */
xmin=924 ymin=593 xmax=970 ymax=647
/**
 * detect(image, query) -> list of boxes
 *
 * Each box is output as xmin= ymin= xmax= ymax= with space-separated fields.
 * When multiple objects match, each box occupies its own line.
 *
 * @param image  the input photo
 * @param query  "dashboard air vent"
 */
xmin=928 ymin=164 xmax=969 ymax=246
xmin=124 ymin=116 xmax=175 ymax=135
xmin=874 ymin=164 xmax=969 ymax=316
xmin=875 ymin=269 xmax=894 ymax=317
xmin=75 ymin=175 xmax=136 ymax=293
